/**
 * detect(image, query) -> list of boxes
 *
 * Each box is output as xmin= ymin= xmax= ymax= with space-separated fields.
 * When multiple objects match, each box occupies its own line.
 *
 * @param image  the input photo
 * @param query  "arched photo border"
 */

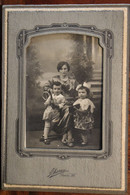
xmin=16 ymin=23 xmax=114 ymax=160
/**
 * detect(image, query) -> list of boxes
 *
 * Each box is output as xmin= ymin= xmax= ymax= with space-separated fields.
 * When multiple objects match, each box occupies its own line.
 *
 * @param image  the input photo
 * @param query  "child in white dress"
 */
xmin=42 ymin=81 xmax=66 ymax=144
xmin=73 ymin=82 xmax=95 ymax=145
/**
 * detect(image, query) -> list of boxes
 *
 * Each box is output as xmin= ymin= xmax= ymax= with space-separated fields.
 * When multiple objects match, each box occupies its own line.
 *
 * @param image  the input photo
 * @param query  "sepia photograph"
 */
xmin=25 ymin=33 xmax=103 ymax=150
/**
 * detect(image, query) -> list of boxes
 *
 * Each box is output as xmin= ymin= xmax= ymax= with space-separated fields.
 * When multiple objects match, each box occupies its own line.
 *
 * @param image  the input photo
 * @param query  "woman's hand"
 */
xmin=73 ymin=104 xmax=80 ymax=109
xmin=51 ymin=103 xmax=59 ymax=110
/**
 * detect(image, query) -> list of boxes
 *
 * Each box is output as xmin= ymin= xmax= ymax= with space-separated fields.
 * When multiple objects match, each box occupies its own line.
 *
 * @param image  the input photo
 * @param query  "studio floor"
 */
xmin=26 ymin=127 xmax=102 ymax=150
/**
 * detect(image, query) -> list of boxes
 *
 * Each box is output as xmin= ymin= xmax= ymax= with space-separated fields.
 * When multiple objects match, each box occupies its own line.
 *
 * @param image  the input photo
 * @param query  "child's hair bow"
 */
xmin=76 ymin=82 xmax=91 ymax=91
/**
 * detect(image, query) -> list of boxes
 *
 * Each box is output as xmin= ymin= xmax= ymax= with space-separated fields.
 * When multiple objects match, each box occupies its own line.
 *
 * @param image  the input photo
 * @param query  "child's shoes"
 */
xmin=62 ymin=138 xmax=74 ymax=147
xmin=44 ymin=139 xmax=50 ymax=145
xmin=62 ymin=139 xmax=67 ymax=144
xmin=67 ymin=142 xmax=74 ymax=147
xmin=39 ymin=135 xmax=44 ymax=142
xmin=81 ymin=141 xmax=87 ymax=146
xmin=61 ymin=140 xmax=67 ymax=145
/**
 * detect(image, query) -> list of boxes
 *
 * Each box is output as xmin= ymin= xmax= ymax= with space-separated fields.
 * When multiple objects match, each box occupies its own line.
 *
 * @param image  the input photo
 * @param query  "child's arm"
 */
xmin=88 ymin=99 xmax=95 ymax=113
xmin=58 ymin=97 xmax=66 ymax=109
xmin=44 ymin=96 xmax=51 ymax=108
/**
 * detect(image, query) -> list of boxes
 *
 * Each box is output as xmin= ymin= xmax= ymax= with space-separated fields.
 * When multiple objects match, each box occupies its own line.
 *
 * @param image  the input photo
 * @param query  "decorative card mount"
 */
xmin=1 ymin=4 xmax=129 ymax=193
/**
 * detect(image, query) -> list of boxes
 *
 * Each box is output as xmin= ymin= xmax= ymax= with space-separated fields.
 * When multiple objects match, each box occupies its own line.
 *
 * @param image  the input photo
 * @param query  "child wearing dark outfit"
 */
xmin=73 ymin=82 xmax=95 ymax=145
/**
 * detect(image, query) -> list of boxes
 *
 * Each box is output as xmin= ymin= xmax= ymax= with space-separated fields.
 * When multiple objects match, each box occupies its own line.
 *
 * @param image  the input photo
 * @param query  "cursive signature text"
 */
xmin=47 ymin=168 xmax=75 ymax=178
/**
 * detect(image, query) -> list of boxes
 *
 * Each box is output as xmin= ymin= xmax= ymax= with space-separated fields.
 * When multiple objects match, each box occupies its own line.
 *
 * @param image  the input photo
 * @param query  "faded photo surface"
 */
xmin=26 ymin=33 xmax=103 ymax=150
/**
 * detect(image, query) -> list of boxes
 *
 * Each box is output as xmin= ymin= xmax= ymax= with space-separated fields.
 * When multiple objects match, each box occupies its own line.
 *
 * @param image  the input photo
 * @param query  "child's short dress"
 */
xmin=73 ymin=98 xmax=95 ymax=130
xmin=43 ymin=94 xmax=66 ymax=123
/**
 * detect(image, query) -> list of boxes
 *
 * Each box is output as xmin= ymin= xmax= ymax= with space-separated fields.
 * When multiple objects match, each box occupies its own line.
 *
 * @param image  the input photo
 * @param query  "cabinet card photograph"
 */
xmin=26 ymin=33 xmax=103 ymax=150
xmin=2 ymin=5 xmax=129 ymax=193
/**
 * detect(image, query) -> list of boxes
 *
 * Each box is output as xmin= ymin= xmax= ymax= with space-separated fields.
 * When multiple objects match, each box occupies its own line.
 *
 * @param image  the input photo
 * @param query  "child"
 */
xmin=73 ymin=82 xmax=95 ymax=145
xmin=42 ymin=81 xmax=66 ymax=145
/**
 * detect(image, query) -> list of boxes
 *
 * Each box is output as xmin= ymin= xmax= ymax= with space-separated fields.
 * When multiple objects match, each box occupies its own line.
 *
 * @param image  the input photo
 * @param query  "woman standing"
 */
xmin=41 ymin=61 xmax=78 ymax=147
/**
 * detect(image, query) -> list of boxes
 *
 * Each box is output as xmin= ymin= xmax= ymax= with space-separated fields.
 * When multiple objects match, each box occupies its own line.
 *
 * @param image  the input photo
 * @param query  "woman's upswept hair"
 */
xmin=57 ymin=61 xmax=70 ymax=72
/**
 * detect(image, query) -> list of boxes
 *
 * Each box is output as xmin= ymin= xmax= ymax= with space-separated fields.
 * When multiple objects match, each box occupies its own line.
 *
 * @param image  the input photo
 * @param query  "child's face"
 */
xmin=78 ymin=89 xmax=87 ymax=99
xmin=53 ymin=85 xmax=61 ymax=95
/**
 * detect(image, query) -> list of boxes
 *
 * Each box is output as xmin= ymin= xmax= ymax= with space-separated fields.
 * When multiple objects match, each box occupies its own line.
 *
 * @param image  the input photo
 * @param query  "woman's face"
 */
xmin=59 ymin=64 xmax=69 ymax=76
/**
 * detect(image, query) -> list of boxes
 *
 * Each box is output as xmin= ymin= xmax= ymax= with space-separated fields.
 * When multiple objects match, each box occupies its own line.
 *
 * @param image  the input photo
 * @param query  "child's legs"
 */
xmin=81 ymin=131 xmax=87 ymax=143
xmin=62 ymin=133 xmax=67 ymax=142
xmin=67 ymin=130 xmax=74 ymax=143
xmin=43 ymin=120 xmax=51 ymax=139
